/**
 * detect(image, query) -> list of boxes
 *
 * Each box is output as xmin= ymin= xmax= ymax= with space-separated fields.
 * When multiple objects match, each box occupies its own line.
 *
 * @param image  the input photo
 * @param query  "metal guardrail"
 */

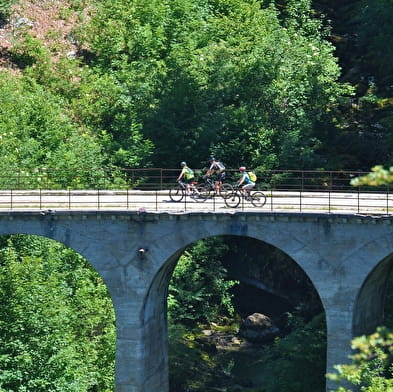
xmin=0 ymin=189 xmax=391 ymax=215
xmin=0 ymin=168 xmax=391 ymax=214
xmin=0 ymin=167 xmax=379 ymax=189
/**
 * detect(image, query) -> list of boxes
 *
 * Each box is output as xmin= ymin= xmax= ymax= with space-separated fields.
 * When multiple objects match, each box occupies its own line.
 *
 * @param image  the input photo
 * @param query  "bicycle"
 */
xmin=169 ymin=180 xmax=204 ymax=202
xmin=198 ymin=175 xmax=233 ymax=200
xmin=224 ymin=186 xmax=267 ymax=208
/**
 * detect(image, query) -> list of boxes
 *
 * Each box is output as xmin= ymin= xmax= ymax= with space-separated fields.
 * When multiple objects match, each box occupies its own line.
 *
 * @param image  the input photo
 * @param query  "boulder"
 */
xmin=238 ymin=312 xmax=280 ymax=343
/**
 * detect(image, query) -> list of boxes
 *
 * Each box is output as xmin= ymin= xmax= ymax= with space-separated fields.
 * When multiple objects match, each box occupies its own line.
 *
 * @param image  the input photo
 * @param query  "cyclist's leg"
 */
xmin=191 ymin=181 xmax=199 ymax=195
xmin=185 ymin=178 xmax=192 ymax=194
xmin=216 ymin=172 xmax=225 ymax=194
xmin=242 ymin=183 xmax=254 ymax=199
xmin=214 ymin=174 xmax=220 ymax=194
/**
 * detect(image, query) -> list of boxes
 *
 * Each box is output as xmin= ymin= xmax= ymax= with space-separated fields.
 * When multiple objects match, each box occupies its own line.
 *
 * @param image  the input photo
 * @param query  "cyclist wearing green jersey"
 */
xmin=177 ymin=161 xmax=196 ymax=194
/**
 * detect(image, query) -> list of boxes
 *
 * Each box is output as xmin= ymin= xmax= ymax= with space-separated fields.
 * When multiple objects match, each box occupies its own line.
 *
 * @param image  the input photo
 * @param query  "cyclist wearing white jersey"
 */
xmin=205 ymin=156 xmax=226 ymax=194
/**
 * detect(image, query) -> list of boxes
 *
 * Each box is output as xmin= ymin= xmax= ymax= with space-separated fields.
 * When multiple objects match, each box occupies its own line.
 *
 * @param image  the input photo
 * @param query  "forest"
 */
xmin=0 ymin=0 xmax=393 ymax=391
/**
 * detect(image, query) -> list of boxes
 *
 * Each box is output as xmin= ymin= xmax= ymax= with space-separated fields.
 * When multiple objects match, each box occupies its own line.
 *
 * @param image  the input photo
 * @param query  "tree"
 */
xmin=350 ymin=165 xmax=393 ymax=187
xmin=0 ymin=71 xmax=114 ymax=188
xmin=328 ymin=327 xmax=393 ymax=392
xmin=0 ymin=0 xmax=15 ymax=20
xmin=79 ymin=0 xmax=351 ymax=170
xmin=0 ymin=235 xmax=115 ymax=391
xmin=168 ymin=237 xmax=238 ymax=325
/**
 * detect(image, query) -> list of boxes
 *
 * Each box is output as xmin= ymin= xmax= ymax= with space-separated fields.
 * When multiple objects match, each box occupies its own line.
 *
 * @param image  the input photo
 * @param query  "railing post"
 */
xmin=10 ymin=189 xmax=13 ymax=210
xmin=328 ymin=190 xmax=331 ymax=213
xmin=68 ymin=188 xmax=71 ymax=210
xmin=127 ymin=189 xmax=129 ymax=209
xmin=97 ymin=189 xmax=100 ymax=210
xmin=299 ymin=190 xmax=302 ymax=212
xmin=39 ymin=188 xmax=42 ymax=210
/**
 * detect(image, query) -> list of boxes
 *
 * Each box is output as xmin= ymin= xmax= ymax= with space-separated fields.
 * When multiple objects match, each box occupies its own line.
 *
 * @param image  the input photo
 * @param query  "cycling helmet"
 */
xmin=209 ymin=156 xmax=215 ymax=162
xmin=180 ymin=161 xmax=186 ymax=167
xmin=239 ymin=166 xmax=246 ymax=172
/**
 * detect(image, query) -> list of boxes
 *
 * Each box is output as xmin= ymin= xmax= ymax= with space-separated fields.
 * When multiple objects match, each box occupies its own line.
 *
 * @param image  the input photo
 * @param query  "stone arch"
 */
xmin=143 ymin=229 xmax=327 ymax=391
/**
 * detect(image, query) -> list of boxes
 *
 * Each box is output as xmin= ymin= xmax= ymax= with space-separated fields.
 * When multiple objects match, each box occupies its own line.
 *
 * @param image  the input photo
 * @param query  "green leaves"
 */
xmin=0 ymin=0 xmax=15 ymax=20
xmin=0 ymin=235 xmax=115 ymax=391
xmin=328 ymin=327 xmax=393 ymax=392
xmin=350 ymin=165 xmax=393 ymax=187
xmin=168 ymin=238 xmax=238 ymax=325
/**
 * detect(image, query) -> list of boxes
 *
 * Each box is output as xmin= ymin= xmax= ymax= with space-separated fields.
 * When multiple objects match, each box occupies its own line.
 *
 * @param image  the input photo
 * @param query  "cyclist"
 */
xmin=237 ymin=166 xmax=255 ymax=198
xmin=177 ymin=161 xmax=197 ymax=195
xmin=205 ymin=156 xmax=226 ymax=194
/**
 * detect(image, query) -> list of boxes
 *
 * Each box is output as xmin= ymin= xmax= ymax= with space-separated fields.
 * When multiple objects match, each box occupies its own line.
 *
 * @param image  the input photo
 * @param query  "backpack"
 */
xmin=249 ymin=171 xmax=257 ymax=182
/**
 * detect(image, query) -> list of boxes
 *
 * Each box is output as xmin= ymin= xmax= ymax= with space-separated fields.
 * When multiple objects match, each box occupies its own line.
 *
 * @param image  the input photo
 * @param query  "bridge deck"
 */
xmin=0 ymin=189 xmax=391 ymax=215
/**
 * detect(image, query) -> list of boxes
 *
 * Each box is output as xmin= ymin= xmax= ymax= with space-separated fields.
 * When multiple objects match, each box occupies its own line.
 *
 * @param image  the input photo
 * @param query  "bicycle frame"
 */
xmin=201 ymin=176 xmax=233 ymax=197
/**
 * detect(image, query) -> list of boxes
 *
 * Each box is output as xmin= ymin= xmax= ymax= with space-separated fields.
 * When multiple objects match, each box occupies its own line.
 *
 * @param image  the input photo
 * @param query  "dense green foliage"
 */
xmin=0 ymin=72 xmax=110 ymax=188
xmin=1 ymin=0 xmax=393 ymax=173
xmin=168 ymin=238 xmax=238 ymax=325
xmin=0 ymin=0 xmax=15 ymax=20
xmin=79 ymin=0 xmax=350 ymax=170
xmin=328 ymin=327 xmax=393 ymax=392
xmin=312 ymin=0 xmax=393 ymax=170
xmin=0 ymin=235 xmax=115 ymax=391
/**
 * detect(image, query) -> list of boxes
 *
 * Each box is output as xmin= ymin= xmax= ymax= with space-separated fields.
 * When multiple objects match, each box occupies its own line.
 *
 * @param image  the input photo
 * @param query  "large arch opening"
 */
xmin=165 ymin=234 xmax=327 ymax=392
xmin=0 ymin=234 xmax=116 ymax=391
xmin=353 ymin=254 xmax=393 ymax=337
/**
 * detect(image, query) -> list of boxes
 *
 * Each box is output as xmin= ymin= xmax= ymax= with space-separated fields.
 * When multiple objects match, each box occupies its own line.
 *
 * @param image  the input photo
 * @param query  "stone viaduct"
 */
xmin=1 ymin=209 xmax=393 ymax=392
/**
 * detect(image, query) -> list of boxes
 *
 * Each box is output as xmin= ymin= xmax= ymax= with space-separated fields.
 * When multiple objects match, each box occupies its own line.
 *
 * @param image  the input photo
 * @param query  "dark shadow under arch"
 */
xmin=353 ymin=253 xmax=393 ymax=336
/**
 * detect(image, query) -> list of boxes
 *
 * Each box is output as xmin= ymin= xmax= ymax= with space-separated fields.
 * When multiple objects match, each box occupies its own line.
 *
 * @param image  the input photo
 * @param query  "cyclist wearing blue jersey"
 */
xmin=237 ymin=166 xmax=255 ymax=198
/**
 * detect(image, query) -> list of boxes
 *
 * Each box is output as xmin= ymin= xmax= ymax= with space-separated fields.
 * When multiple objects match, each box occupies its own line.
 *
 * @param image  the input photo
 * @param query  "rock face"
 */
xmin=239 ymin=312 xmax=280 ymax=343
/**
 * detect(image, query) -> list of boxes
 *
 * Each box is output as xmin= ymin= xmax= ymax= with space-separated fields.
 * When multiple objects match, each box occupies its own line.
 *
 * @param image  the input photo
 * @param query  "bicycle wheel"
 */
xmin=197 ymin=185 xmax=212 ymax=201
xmin=224 ymin=192 xmax=241 ymax=208
xmin=220 ymin=183 xmax=234 ymax=197
xmin=169 ymin=186 xmax=184 ymax=202
xmin=250 ymin=191 xmax=266 ymax=207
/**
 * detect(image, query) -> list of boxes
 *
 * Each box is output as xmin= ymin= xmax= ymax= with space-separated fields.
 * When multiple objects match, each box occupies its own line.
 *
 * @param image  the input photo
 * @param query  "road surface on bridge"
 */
xmin=0 ymin=189 xmax=391 ymax=215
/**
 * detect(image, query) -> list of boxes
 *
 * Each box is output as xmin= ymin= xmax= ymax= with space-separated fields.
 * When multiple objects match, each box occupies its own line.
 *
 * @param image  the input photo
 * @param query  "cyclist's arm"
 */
xmin=205 ymin=167 xmax=214 ymax=176
xmin=176 ymin=168 xmax=186 ymax=181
